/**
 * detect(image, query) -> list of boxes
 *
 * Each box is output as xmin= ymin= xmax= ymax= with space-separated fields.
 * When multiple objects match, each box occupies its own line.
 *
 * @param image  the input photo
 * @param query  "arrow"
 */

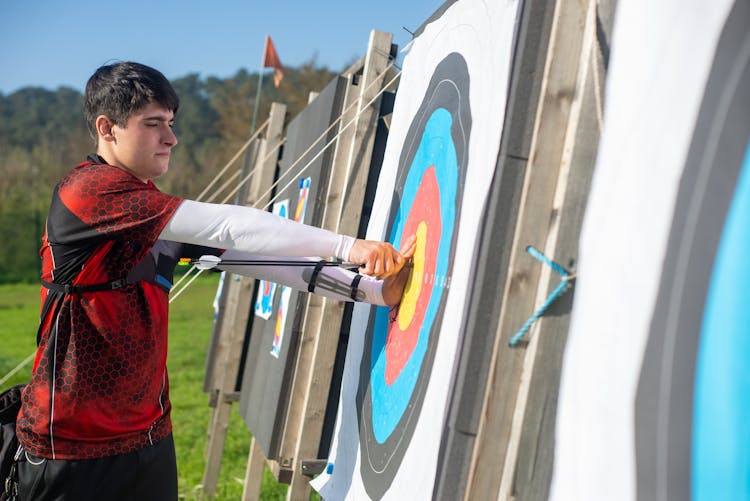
xmin=193 ymin=255 xmax=365 ymax=271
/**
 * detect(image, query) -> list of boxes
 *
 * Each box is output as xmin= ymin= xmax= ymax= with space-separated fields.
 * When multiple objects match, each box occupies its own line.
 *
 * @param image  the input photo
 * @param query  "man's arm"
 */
xmin=160 ymin=199 xmax=409 ymax=279
xmin=213 ymin=233 xmax=416 ymax=306
xmin=213 ymin=251 xmax=388 ymax=305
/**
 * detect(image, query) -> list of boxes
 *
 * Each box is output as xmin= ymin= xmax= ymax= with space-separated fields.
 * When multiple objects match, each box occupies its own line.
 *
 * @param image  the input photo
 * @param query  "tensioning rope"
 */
xmin=218 ymin=138 xmax=286 ymax=205
xmin=253 ymin=62 xmax=400 ymax=212
xmin=195 ymin=118 xmax=270 ymax=202
xmin=0 ymin=352 xmax=35 ymax=390
xmin=258 ymin=67 xmax=402 ymax=212
xmin=508 ymin=246 xmax=575 ymax=347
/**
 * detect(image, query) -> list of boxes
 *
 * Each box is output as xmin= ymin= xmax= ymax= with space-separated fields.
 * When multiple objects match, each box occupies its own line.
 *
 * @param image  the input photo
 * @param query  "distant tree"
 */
xmin=272 ymin=55 xmax=337 ymax=117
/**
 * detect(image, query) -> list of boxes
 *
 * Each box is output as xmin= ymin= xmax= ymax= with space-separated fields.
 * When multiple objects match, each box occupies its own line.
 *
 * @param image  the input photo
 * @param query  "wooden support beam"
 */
xmin=276 ymin=30 xmax=394 ymax=501
xmin=511 ymin=4 xmax=607 ymax=499
xmin=464 ymin=0 xmax=593 ymax=499
xmin=202 ymin=102 xmax=287 ymax=497
xmin=241 ymin=438 xmax=266 ymax=501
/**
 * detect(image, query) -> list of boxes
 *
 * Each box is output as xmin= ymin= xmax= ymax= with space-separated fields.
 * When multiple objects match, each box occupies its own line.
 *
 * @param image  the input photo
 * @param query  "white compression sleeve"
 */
xmin=215 ymin=250 xmax=386 ymax=306
xmin=160 ymin=200 xmax=355 ymax=259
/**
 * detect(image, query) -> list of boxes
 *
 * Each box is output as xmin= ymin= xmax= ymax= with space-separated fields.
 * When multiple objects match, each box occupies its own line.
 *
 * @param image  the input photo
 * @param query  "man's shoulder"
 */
xmin=58 ymin=162 xmax=151 ymax=196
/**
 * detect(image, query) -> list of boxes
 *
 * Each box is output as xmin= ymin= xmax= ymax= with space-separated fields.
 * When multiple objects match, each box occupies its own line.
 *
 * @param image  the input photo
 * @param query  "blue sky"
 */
xmin=1 ymin=0 xmax=444 ymax=94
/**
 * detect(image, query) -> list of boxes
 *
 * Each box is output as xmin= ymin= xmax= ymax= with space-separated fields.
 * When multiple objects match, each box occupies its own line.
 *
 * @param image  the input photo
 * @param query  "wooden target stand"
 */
xmin=201 ymin=31 xmax=397 ymax=501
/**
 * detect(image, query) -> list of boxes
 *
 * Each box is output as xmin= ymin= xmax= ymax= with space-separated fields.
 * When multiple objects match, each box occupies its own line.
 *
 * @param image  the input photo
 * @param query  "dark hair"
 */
xmin=84 ymin=61 xmax=179 ymax=142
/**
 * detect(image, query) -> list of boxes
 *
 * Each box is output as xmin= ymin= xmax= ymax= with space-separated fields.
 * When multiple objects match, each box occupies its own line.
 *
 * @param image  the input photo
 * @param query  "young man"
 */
xmin=10 ymin=62 xmax=414 ymax=500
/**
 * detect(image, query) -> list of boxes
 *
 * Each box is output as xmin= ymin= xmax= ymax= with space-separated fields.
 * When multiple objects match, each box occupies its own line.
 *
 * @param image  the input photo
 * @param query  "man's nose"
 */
xmin=164 ymin=126 xmax=178 ymax=147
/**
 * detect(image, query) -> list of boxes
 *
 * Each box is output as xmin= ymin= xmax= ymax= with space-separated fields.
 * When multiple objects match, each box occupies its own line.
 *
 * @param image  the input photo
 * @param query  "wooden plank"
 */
xmin=236 ymin=79 xmax=346 ymax=461
xmin=278 ymin=30 xmax=394 ymax=501
xmin=203 ymin=269 xmax=246 ymax=480
xmin=203 ymin=139 xmax=261 ymax=395
xmin=202 ymin=103 xmax=287 ymax=497
xmin=511 ymin=4 xmax=607 ymax=498
xmin=273 ymin=49 xmax=365 ymax=470
xmin=433 ymin=0 xmax=555 ymax=497
xmin=497 ymin=5 xmax=596 ymax=497
xmin=245 ymin=103 xmax=288 ymax=210
xmin=464 ymin=0 xmax=591 ymax=499
xmin=241 ymin=438 xmax=266 ymax=501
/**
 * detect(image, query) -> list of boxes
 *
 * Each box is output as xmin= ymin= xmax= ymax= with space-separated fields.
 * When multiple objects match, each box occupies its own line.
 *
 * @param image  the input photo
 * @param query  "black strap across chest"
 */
xmin=40 ymin=278 xmax=128 ymax=295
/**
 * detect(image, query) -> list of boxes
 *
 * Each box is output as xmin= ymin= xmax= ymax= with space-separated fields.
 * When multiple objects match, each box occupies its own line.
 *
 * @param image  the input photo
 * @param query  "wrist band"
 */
xmin=307 ymin=260 xmax=327 ymax=293
xmin=350 ymin=274 xmax=363 ymax=301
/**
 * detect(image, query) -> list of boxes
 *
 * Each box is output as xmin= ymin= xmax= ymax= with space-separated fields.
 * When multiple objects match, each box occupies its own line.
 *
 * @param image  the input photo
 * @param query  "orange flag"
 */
xmin=262 ymin=35 xmax=284 ymax=87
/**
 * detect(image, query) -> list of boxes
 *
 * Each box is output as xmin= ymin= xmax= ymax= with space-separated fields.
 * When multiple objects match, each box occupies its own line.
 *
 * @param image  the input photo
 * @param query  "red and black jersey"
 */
xmin=16 ymin=158 xmax=189 ymax=460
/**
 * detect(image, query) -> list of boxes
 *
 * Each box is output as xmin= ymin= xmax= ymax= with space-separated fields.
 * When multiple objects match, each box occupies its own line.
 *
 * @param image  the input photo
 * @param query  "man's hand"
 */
xmin=380 ymin=235 xmax=417 ymax=306
xmin=349 ymin=235 xmax=416 ymax=279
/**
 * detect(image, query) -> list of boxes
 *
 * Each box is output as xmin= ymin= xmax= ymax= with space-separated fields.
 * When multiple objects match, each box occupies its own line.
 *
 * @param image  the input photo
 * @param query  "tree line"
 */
xmin=0 ymin=62 xmax=336 ymax=283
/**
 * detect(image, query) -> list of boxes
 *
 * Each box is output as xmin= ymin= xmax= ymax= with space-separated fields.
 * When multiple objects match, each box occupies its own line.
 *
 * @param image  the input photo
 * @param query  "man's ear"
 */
xmin=96 ymin=115 xmax=116 ymax=143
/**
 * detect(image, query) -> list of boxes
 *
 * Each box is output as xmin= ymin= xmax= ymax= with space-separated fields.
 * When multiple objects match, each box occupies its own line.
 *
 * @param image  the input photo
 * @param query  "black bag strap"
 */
xmin=40 ymin=278 xmax=128 ymax=295
xmin=0 ymin=385 xmax=25 ymax=425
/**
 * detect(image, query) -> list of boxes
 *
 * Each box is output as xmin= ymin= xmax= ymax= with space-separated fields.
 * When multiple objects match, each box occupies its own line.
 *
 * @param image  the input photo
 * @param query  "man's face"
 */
xmin=106 ymin=102 xmax=178 ymax=181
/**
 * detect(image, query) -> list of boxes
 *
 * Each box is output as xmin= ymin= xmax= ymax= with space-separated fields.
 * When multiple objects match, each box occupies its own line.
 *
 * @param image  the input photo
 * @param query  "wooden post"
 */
xmin=464 ymin=0 xmax=594 ymax=499
xmin=509 ymin=3 xmax=607 ymax=499
xmin=202 ymin=102 xmax=287 ymax=497
xmin=241 ymin=438 xmax=266 ymax=501
xmin=277 ymin=30 xmax=394 ymax=501
xmin=203 ymin=138 xmax=261 ymax=397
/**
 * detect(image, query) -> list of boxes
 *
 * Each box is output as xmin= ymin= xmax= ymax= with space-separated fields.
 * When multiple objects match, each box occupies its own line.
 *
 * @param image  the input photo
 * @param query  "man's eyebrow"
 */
xmin=141 ymin=115 xmax=173 ymax=122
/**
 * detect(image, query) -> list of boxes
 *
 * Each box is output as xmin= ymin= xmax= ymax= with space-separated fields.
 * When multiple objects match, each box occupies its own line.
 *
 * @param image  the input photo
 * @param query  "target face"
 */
xmin=271 ymin=180 xmax=311 ymax=358
xmin=356 ymin=53 xmax=471 ymax=498
xmin=294 ymin=177 xmax=311 ymax=222
xmin=271 ymin=286 xmax=293 ymax=358
xmin=254 ymin=199 xmax=288 ymax=320
xmin=634 ymin=3 xmax=750 ymax=498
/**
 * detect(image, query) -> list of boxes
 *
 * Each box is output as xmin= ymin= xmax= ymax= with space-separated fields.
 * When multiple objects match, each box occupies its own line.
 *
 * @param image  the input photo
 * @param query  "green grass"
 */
xmin=0 ymin=283 xmax=39 ymax=389
xmin=0 ymin=276 xmax=292 ymax=500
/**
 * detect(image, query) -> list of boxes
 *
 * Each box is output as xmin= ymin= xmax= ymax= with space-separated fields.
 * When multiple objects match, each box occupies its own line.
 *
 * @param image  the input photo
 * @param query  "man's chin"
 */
xmin=151 ymin=162 xmax=170 ymax=180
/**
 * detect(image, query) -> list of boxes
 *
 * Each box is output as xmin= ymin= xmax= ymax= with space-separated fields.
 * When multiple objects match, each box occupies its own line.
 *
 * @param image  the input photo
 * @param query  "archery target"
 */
xmin=633 ymin=3 xmax=750 ymax=497
xmin=254 ymin=200 xmax=288 ymax=320
xmin=551 ymin=0 xmax=744 ymax=498
xmin=271 ymin=286 xmax=292 ymax=358
xmin=693 ymin=140 xmax=750 ymax=500
xmin=294 ymin=177 xmax=311 ymax=222
xmin=271 ymin=179 xmax=311 ymax=358
xmin=355 ymin=53 xmax=470 ymax=499
xmin=311 ymin=1 xmax=520 ymax=498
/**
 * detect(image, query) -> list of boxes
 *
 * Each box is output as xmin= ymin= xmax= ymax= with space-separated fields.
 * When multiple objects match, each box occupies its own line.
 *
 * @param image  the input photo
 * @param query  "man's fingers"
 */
xmin=400 ymin=234 xmax=417 ymax=258
xmin=350 ymin=238 xmax=418 ymax=279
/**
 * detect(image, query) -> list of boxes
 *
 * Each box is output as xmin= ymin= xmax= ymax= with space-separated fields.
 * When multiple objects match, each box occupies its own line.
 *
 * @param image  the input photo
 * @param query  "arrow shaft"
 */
xmin=195 ymin=259 xmax=363 ymax=268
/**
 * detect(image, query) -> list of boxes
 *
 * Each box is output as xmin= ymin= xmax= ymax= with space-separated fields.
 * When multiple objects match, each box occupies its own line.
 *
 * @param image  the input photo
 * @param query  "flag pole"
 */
xmin=251 ymin=69 xmax=264 ymax=134
xmin=251 ymin=35 xmax=283 ymax=134
xmin=251 ymin=36 xmax=268 ymax=134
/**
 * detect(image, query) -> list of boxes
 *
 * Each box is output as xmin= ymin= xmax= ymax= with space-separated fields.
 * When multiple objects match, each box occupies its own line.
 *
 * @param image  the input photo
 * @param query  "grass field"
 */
xmin=0 ymin=275 xmax=293 ymax=500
